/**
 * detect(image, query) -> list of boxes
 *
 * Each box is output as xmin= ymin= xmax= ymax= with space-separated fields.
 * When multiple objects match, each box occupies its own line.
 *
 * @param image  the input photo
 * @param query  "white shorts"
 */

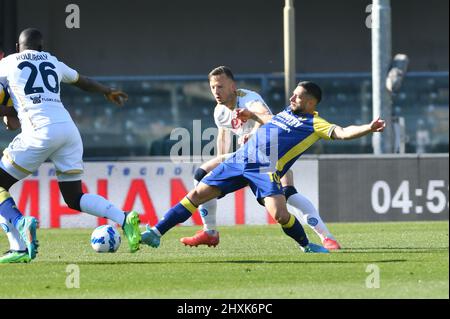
xmin=0 ymin=121 xmax=84 ymax=182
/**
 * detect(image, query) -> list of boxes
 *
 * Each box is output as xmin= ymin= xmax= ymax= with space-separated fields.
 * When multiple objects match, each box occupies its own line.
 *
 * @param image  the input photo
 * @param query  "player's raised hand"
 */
xmin=370 ymin=117 xmax=386 ymax=132
xmin=105 ymin=90 xmax=129 ymax=106
xmin=234 ymin=108 xmax=253 ymax=123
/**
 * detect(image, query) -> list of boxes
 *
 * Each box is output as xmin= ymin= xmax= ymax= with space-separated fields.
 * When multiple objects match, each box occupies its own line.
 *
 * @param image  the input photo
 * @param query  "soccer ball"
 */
xmin=90 ymin=225 xmax=121 ymax=253
xmin=0 ymin=83 xmax=13 ymax=106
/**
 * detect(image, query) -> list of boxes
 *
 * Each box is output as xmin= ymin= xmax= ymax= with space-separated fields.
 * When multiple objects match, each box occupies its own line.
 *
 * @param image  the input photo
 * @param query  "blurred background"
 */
xmin=0 ymin=0 xmax=448 ymax=158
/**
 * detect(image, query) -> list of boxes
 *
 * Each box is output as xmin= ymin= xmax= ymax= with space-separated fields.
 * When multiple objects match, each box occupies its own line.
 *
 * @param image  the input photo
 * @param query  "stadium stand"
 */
xmin=1 ymin=72 xmax=448 ymax=157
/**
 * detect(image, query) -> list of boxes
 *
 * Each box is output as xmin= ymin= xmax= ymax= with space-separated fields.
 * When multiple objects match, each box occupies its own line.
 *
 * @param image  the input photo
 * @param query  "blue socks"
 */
xmin=155 ymin=197 xmax=196 ymax=235
xmin=282 ymin=214 xmax=309 ymax=247
xmin=0 ymin=196 xmax=23 ymax=227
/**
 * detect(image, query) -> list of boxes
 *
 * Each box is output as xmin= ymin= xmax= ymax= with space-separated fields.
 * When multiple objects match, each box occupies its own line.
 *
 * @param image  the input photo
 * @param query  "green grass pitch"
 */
xmin=0 ymin=221 xmax=448 ymax=299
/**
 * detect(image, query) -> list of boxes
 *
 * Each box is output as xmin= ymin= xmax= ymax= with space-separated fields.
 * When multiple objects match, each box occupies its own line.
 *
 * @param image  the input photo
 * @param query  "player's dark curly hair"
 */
xmin=208 ymin=66 xmax=235 ymax=81
xmin=298 ymin=81 xmax=322 ymax=104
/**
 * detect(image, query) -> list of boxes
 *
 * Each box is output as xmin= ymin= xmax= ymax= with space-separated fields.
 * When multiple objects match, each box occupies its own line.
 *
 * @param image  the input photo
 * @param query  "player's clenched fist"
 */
xmin=370 ymin=117 xmax=386 ymax=132
xmin=234 ymin=108 xmax=252 ymax=122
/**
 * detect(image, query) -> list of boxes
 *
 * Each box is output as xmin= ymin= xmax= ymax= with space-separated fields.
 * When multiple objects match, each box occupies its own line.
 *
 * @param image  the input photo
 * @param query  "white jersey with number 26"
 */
xmin=0 ymin=49 xmax=79 ymax=131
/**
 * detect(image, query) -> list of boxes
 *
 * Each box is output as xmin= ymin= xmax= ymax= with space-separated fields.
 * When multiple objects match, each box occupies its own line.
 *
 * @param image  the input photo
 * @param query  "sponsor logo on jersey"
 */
xmin=231 ymin=118 xmax=242 ymax=129
xmin=30 ymin=95 xmax=42 ymax=104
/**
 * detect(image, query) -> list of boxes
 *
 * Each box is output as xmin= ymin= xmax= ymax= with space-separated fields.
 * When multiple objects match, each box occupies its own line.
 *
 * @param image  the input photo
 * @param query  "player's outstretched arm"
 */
xmin=332 ymin=118 xmax=386 ymax=140
xmin=73 ymin=75 xmax=129 ymax=106
xmin=235 ymin=108 xmax=274 ymax=125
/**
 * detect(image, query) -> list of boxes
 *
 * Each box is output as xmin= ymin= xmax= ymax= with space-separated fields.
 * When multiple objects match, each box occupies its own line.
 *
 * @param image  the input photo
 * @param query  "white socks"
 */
xmin=287 ymin=192 xmax=333 ymax=241
xmin=0 ymin=194 xmax=127 ymax=251
xmin=80 ymin=194 xmax=126 ymax=226
xmin=0 ymin=214 xmax=26 ymax=251
xmin=194 ymin=177 xmax=217 ymax=233
xmin=199 ymin=199 xmax=218 ymax=233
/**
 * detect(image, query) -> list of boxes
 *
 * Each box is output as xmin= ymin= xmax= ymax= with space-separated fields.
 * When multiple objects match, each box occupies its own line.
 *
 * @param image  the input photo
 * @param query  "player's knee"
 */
xmin=194 ymin=167 xmax=208 ymax=183
xmin=282 ymin=186 xmax=298 ymax=200
xmin=187 ymin=189 xmax=203 ymax=206
xmin=257 ymin=197 xmax=265 ymax=207
xmin=281 ymin=170 xmax=294 ymax=185
xmin=285 ymin=169 xmax=294 ymax=180
xmin=275 ymin=214 xmax=290 ymax=225
xmin=273 ymin=210 xmax=291 ymax=225
xmin=62 ymin=192 xmax=84 ymax=211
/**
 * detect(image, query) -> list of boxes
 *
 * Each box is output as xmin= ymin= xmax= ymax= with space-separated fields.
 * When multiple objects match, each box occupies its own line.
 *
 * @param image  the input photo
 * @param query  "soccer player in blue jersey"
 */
xmin=181 ymin=66 xmax=341 ymax=250
xmin=141 ymin=81 xmax=385 ymax=253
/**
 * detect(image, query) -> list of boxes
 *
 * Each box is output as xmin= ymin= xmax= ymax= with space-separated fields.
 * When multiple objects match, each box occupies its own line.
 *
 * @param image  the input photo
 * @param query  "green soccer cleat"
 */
xmin=0 ymin=250 xmax=31 ymax=264
xmin=301 ymin=242 xmax=329 ymax=253
xmin=16 ymin=216 xmax=39 ymax=259
xmin=141 ymin=225 xmax=160 ymax=248
xmin=122 ymin=211 xmax=142 ymax=253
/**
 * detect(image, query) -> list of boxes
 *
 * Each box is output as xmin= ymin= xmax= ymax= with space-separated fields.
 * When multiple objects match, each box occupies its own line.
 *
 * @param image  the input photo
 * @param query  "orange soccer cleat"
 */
xmin=322 ymin=237 xmax=341 ymax=250
xmin=180 ymin=230 xmax=220 ymax=247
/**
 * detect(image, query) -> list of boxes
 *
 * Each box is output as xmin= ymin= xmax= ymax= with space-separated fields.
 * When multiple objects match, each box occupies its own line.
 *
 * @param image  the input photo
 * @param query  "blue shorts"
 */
xmin=201 ymin=161 xmax=284 ymax=200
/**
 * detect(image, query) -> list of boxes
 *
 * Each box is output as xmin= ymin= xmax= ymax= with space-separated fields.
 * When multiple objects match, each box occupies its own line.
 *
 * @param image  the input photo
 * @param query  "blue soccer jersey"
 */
xmin=202 ymin=107 xmax=336 ymax=200
xmin=236 ymin=107 xmax=336 ymax=176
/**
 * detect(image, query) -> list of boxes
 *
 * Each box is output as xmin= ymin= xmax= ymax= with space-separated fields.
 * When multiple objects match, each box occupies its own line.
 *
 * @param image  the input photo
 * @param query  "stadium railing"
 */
xmin=0 ymin=72 xmax=448 ymax=157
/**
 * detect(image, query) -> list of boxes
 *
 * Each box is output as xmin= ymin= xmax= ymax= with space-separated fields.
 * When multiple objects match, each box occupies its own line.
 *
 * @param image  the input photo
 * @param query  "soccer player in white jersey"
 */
xmin=0 ymin=28 xmax=142 ymax=263
xmin=180 ymin=66 xmax=341 ymax=250
xmin=141 ymin=82 xmax=385 ymax=253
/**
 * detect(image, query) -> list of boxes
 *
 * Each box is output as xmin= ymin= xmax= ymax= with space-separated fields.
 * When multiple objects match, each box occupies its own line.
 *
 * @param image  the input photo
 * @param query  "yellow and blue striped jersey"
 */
xmin=236 ymin=107 xmax=336 ymax=177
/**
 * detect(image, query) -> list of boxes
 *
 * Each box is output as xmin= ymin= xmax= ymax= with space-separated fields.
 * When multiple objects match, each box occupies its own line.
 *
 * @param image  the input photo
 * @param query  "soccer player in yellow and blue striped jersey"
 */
xmin=141 ymin=81 xmax=385 ymax=253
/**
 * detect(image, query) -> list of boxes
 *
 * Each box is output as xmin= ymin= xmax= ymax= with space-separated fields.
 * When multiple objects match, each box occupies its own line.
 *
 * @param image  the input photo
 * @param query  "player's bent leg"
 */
xmin=142 ymin=183 xmax=222 ymax=248
xmin=182 ymin=156 xmax=229 ymax=246
xmin=199 ymin=154 xmax=229 ymax=173
xmin=0 ymin=214 xmax=27 ymax=253
xmin=59 ymin=180 xmax=142 ymax=253
xmin=281 ymin=171 xmax=341 ymax=250
xmin=196 ymin=154 xmax=229 ymax=228
xmin=180 ymin=194 xmax=220 ymax=247
xmin=263 ymin=195 xmax=329 ymax=254
xmin=0 ymin=169 xmax=28 ymax=254
xmin=194 ymin=165 xmax=219 ymax=232
xmin=180 ymin=165 xmax=221 ymax=247
xmin=0 ymin=168 xmax=39 ymax=260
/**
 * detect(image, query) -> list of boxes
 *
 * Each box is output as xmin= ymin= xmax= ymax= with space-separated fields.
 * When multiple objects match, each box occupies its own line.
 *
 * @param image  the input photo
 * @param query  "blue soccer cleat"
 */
xmin=16 ymin=216 xmax=39 ymax=259
xmin=141 ymin=225 xmax=161 ymax=248
xmin=301 ymin=242 xmax=329 ymax=253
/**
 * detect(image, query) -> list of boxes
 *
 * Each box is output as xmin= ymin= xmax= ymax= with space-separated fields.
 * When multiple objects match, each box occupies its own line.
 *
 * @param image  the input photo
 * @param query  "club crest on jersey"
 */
xmin=231 ymin=118 xmax=242 ymax=129
xmin=278 ymin=112 xmax=304 ymax=128
xmin=30 ymin=95 xmax=42 ymax=104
